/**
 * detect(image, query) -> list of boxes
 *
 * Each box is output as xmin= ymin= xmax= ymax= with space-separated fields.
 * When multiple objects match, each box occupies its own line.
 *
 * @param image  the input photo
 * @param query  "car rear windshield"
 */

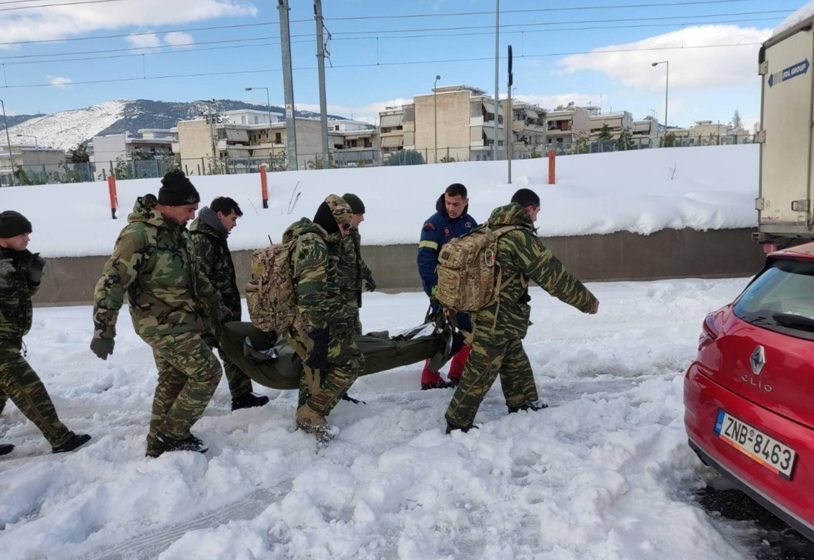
xmin=734 ymin=259 xmax=814 ymax=340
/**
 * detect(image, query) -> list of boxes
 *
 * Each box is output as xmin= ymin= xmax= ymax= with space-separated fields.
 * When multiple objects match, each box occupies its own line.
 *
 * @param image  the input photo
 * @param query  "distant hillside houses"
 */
xmin=0 ymin=91 xmax=754 ymax=186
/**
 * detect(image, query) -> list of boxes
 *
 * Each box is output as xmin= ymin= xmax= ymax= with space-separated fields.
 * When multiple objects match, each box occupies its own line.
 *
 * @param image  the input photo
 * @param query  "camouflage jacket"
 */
xmin=474 ymin=203 xmax=598 ymax=340
xmin=0 ymin=247 xmax=41 ymax=345
xmin=284 ymin=217 xmax=343 ymax=333
xmin=190 ymin=210 xmax=241 ymax=320
xmin=92 ymin=195 xmax=221 ymax=340
xmin=338 ymin=228 xmax=373 ymax=308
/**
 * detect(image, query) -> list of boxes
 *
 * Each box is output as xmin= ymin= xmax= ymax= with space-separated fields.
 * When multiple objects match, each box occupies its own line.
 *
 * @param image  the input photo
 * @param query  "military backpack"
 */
xmin=436 ymin=225 xmax=524 ymax=312
xmin=246 ymin=241 xmax=305 ymax=337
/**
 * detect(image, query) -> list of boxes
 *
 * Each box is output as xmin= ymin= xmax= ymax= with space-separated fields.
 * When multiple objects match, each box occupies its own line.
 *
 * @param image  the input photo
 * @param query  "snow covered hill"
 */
xmin=10 ymin=100 xmax=128 ymax=151
xmin=4 ymin=99 xmax=345 ymax=151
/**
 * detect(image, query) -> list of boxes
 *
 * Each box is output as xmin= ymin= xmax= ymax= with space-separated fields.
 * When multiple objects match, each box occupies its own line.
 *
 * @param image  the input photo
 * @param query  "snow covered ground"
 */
xmin=1 ymin=276 xmax=780 ymax=560
xmin=0 ymin=144 xmax=758 ymax=258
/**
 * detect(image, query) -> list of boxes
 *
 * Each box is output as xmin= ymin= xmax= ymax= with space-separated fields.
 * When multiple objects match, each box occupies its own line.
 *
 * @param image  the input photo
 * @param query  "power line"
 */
xmin=325 ymin=0 xmax=756 ymax=20
xmin=0 ymin=0 xmax=766 ymax=46
xmin=329 ymin=10 xmax=790 ymax=36
xmin=0 ymin=15 xmax=778 ymax=67
xmin=0 ymin=9 xmax=786 ymax=63
xmin=0 ymin=40 xmax=762 ymax=89
xmin=0 ymin=21 xmax=277 ymax=47
xmin=0 ymin=0 xmax=125 ymax=12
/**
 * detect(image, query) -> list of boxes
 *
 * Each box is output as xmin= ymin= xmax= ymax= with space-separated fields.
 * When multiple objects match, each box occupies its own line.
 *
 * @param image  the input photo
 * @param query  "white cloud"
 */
xmin=165 ymin=32 xmax=194 ymax=47
xmin=297 ymin=98 xmax=414 ymax=124
xmin=125 ymin=33 xmax=161 ymax=49
xmin=48 ymin=75 xmax=72 ymax=88
xmin=557 ymin=25 xmax=772 ymax=91
xmin=0 ymin=1 xmax=257 ymax=44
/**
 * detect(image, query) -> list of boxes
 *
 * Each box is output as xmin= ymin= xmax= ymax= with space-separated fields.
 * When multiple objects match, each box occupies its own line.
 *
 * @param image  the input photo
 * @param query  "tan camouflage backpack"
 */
xmin=246 ymin=241 xmax=305 ymax=337
xmin=436 ymin=225 xmax=524 ymax=312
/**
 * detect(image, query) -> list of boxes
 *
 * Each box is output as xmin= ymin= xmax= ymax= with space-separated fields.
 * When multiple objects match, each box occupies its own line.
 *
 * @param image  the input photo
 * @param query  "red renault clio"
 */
xmin=685 ymin=243 xmax=814 ymax=540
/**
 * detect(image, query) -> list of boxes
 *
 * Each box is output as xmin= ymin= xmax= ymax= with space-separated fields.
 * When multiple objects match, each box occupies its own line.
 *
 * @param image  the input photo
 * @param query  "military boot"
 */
xmin=154 ymin=432 xmax=208 ymax=455
xmin=52 ymin=433 xmax=91 ymax=454
xmin=507 ymin=401 xmax=549 ymax=414
xmin=232 ymin=392 xmax=270 ymax=411
xmin=0 ymin=443 xmax=13 ymax=456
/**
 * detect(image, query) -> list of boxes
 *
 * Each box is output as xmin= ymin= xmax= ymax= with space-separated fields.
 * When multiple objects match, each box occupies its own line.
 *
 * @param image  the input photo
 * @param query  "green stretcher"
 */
xmin=219 ymin=319 xmax=459 ymax=390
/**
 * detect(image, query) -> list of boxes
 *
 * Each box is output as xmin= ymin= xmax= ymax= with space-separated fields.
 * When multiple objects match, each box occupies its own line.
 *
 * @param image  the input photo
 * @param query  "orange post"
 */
xmin=260 ymin=164 xmax=269 ymax=209
xmin=548 ymin=149 xmax=556 ymax=185
xmin=107 ymin=175 xmax=118 ymax=219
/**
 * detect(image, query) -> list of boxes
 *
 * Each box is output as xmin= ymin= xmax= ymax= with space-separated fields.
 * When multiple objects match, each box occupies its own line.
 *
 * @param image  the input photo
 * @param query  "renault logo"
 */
xmin=750 ymin=345 xmax=765 ymax=375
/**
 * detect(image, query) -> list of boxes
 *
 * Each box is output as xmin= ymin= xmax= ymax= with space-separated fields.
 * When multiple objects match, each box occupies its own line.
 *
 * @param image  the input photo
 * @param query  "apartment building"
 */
xmin=91 ymin=129 xmax=174 ymax=176
xmin=379 ymin=104 xmax=415 ymax=160
xmin=328 ymin=120 xmax=378 ymax=166
xmin=545 ymin=103 xmax=591 ymax=149
xmin=589 ymin=109 xmax=634 ymax=140
xmin=503 ymin=100 xmax=546 ymax=158
xmin=0 ymin=146 xmax=66 ymax=186
xmin=632 ymin=117 xmax=659 ymax=148
xmin=412 ymin=85 xmax=502 ymax=163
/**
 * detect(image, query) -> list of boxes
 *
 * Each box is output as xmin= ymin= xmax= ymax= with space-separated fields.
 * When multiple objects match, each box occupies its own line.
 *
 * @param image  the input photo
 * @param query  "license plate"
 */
xmin=714 ymin=409 xmax=797 ymax=479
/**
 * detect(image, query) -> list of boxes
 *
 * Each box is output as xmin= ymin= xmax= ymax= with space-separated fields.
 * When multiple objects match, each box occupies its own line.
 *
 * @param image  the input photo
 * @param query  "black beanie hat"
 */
xmin=342 ymin=193 xmax=365 ymax=214
xmin=0 ymin=210 xmax=32 ymax=238
xmin=158 ymin=170 xmax=200 ymax=206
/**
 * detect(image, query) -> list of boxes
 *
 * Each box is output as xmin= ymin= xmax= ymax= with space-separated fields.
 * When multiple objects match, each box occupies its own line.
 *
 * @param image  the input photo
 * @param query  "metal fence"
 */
xmin=0 ymin=134 xmax=757 ymax=187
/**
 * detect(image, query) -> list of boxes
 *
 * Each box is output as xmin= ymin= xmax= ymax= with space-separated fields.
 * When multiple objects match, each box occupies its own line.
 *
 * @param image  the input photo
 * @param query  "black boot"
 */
xmin=507 ymin=401 xmax=549 ymax=414
xmin=0 ymin=443 xmax=13 ymax=456
xmin=52 ymin=433 xmax=91 ymax=454
xmin=155 ymin=432 xmax=208 ymax=454
xmin=232 ymin=393 xmax=270 ymax=411
xmin=421 ymin=379 xmax=454 ymax=390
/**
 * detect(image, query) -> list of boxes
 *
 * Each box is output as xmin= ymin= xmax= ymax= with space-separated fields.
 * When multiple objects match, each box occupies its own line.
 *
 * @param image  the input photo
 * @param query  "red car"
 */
xmin=685 ymin=242 xmax=814 ymax=540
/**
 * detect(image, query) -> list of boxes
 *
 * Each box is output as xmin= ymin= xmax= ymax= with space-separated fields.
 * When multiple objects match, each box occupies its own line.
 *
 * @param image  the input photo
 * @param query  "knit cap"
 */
xmin=158 ymin=170 xmax=200 ymax=206
xmin=0 ymin=210 xmax=32 ymax=238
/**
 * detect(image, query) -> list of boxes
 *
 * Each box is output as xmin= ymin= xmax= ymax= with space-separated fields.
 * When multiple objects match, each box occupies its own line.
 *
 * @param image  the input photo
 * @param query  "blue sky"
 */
xmin=0 ymin=0 xmax=807 ymax=129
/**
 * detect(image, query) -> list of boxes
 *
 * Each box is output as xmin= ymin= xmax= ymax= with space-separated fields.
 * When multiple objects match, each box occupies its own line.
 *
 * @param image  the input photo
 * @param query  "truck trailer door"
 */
xmin=759 ymin=26 xmax=814 ymax=233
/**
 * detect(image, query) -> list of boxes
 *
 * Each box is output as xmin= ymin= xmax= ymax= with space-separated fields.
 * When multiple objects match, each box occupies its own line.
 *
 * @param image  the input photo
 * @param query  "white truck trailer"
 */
xmin=756 ymin=15 xmax=814 ymax=251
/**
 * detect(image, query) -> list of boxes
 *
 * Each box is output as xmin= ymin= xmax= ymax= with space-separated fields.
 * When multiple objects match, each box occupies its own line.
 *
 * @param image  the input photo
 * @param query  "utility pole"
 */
xmin=0 ymin=99 xmax=14 ymax=186
xmin=492 ymin=0 xmax=500 ymax=161
xmin=507 ymin=45 xmax=513 ymax=184
xmin=278 ymin=0 xmax=298 ymax=170
xmin=314 ymin=0 xmax=330 ymax=163
xmin=208 ymin=99 xmax=217 ymax=168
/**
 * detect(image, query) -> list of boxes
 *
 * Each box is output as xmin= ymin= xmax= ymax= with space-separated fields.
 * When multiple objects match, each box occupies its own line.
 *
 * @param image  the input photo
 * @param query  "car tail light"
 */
xmin=698 ymin=311 xmax=722 ymax=351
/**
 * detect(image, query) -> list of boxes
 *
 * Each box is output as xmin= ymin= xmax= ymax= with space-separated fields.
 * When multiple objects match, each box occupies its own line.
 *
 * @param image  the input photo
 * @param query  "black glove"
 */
xmin=364 ymin=276 xmax=376 ymax=292
xmin=28 ymin=254 xmax=45 ymax=284
xmin=90 ymin=337 xmax=115 ymax=360
xmin=305 ymin=328 xmax=330 ymax=371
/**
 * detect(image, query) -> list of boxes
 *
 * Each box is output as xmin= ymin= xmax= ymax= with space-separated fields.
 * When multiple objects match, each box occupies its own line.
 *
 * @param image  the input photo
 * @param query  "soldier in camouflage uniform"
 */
xmin=337 ymin=193 xmax=375 ymax=336
xmin=190 ymin=197 xmax=269 ymax=411
xmin=0 ymin=211 xmax=91 ymax=455
xmin=284 ymin=195 xmax=363 ymax=437
xmin=444 ymin=189 xmax=599 ymax=432
xmin=90 ymin=170 xmax=225 ymax=457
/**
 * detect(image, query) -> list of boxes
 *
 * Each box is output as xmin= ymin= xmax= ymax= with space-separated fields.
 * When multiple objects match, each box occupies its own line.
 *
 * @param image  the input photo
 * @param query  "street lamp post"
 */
xmin=434 ymin=74 xmax=440 ymax=163
xmin=651 ymin=60 xmax=669 ymax=135
xmin=245 ymin=86 xmax=273 ymax=160
xmin=0 ymin=99 xmax=14 ymax=186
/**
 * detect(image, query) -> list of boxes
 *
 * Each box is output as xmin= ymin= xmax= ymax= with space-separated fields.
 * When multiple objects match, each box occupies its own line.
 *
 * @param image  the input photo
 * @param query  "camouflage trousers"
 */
xmin=445 ymin=335 xmax=539 ymax=429
xmin=0 ymin=345 xmax=73 ymax=447
xmin=291 ymin=321 xmax=364 ymax=417
xmin=204 ymin=332 xmax=253 ymax=399
xmin=342 ymin=298 xmax=363 ymax=336
xmin=141 ymin=331 xmax=222 ymax=452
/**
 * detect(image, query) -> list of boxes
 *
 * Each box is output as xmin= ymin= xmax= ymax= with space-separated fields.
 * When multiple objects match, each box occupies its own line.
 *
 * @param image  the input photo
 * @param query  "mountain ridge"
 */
xmin=3 ymin=99 xmax=348 ymax=152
